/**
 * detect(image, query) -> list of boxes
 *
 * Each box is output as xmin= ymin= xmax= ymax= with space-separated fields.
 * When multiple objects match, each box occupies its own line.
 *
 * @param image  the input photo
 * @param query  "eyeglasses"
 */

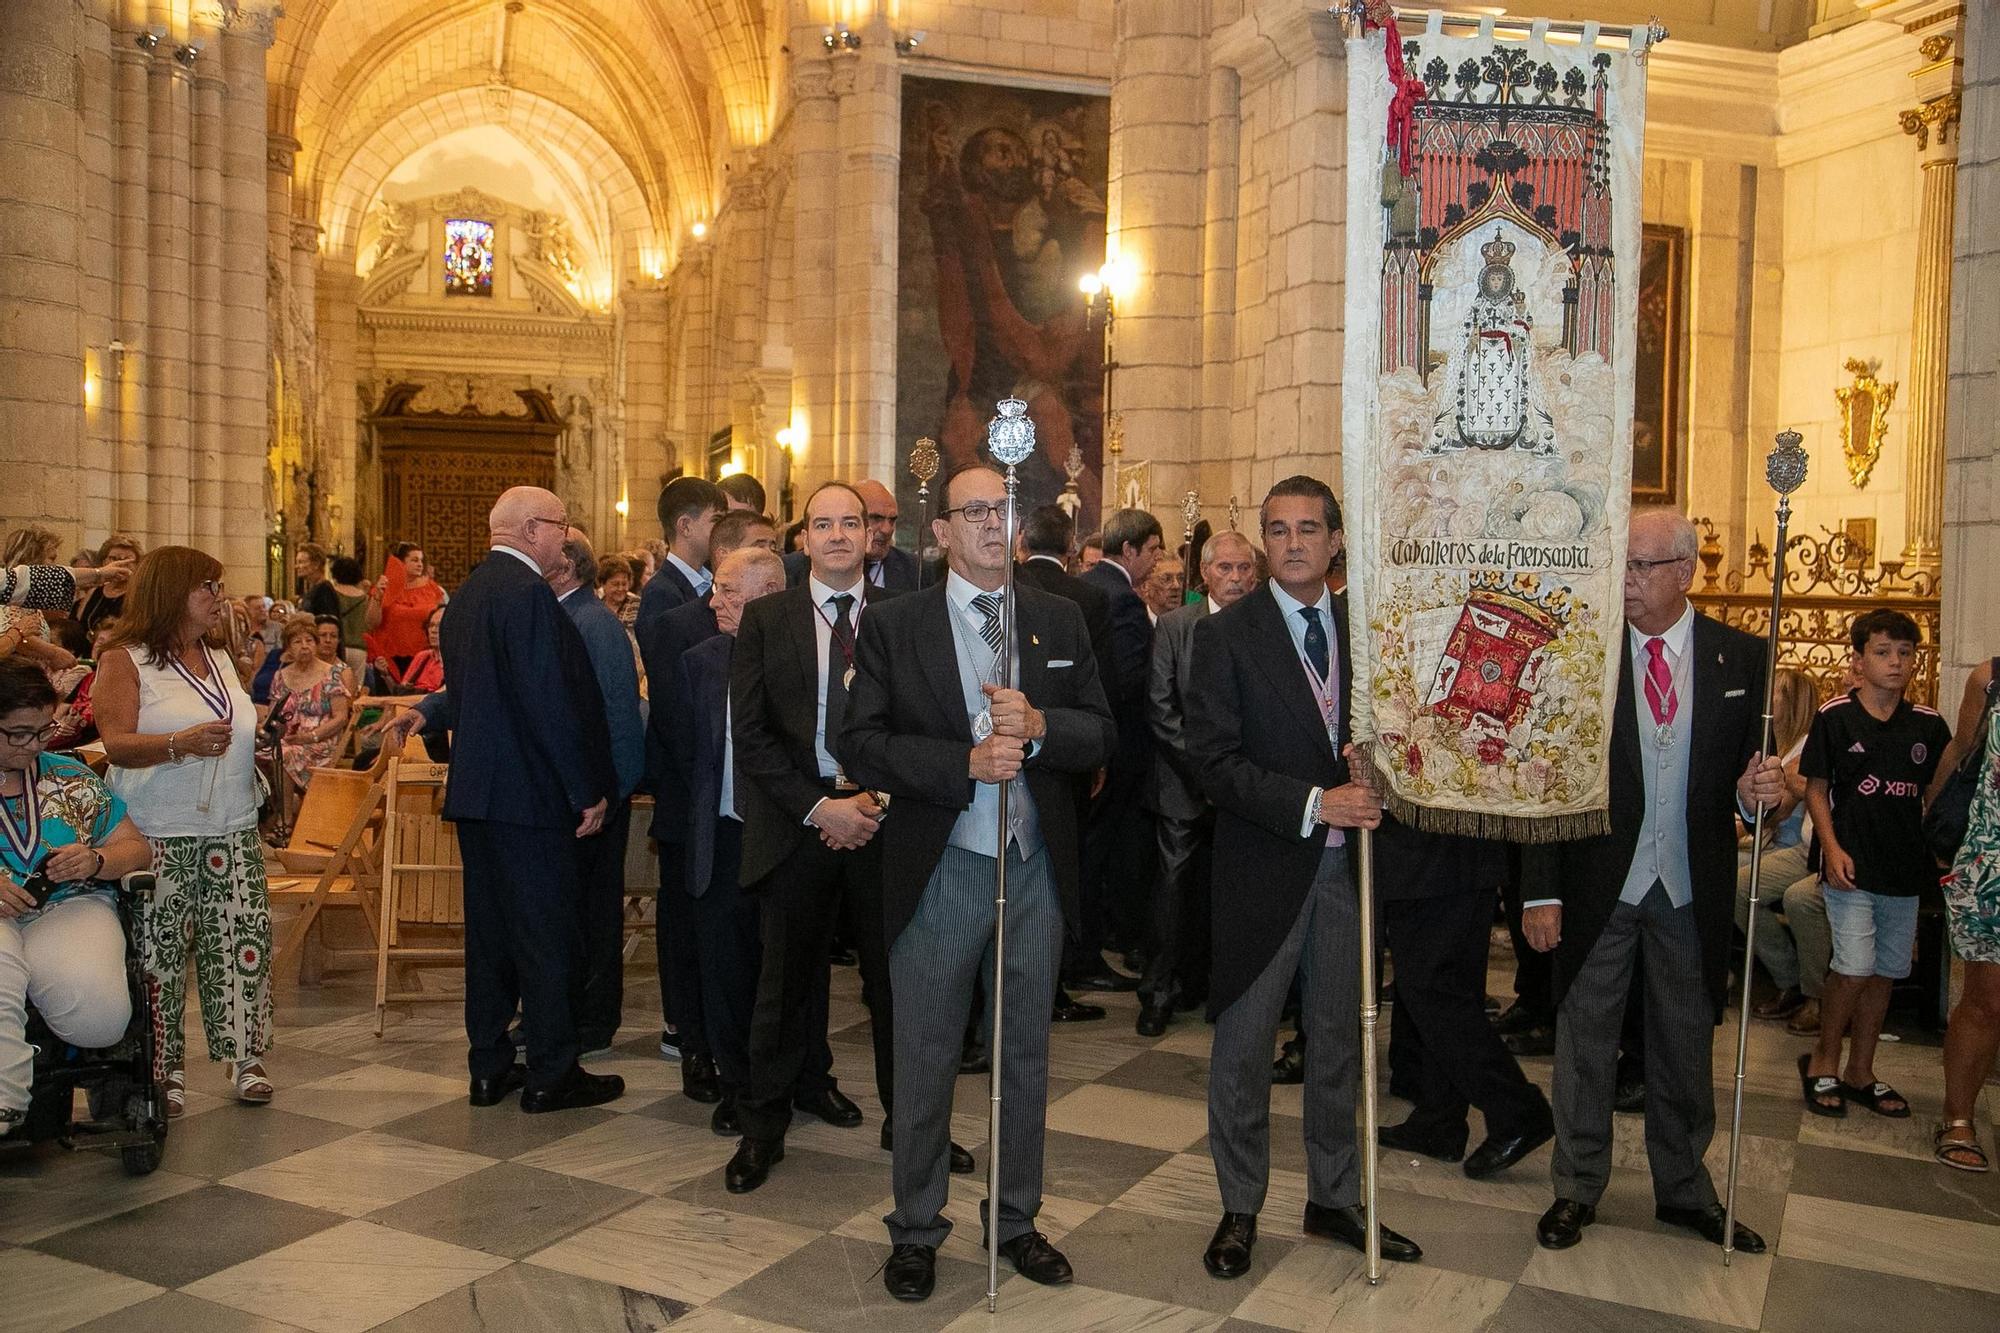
xmin=943 ymin=501 xmax=1006 ymax=524
xmin=1624 ymin=556 xmax=1688 ymax=575
xmin=0 ymin=722 xmax=60 ymax=746
xmin=526 ymin=514 xmax=569 ymax=531
xmin=199 ymin=579 xmax=226 ymax=597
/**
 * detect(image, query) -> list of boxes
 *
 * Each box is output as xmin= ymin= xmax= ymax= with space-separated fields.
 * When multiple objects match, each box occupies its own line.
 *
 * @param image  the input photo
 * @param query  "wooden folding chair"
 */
xmin=622 ymin=794 xmax=660 ymax=960
xmin=374 ymin=758 xmax=467 ymax=1034
xmin=267 ymin=744 xmax=401 ymax=982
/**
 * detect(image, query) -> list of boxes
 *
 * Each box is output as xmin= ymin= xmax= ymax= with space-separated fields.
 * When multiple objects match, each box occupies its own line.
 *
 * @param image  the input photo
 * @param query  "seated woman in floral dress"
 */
xmin=267 ymin=615 xmax=350 ymax=792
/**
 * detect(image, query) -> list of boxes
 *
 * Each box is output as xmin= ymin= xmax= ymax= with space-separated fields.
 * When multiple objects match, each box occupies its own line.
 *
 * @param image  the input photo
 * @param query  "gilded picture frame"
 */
xmin=1835 ymin=357 xmax=1897 ymax=489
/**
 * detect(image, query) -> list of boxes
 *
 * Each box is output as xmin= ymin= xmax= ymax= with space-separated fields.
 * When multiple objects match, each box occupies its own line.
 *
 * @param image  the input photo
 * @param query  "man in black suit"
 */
xmin=1524 ymin=508 xmax=1783 ymax=1252
xmin=780 ymin=477 xmax=920 ymax=591
xmin=1184 ymin=476 xmax=1419 ymax=1279
xmin=1136 ymin=530 xmax=1260 ymax=1035
xmin=641 ymin=508 xmax=780 ymax=1100
xmin=671 ymin=548 xmax=788 ymax=1135
xmin=636 ymin=474 xmax=725 ymax=634
xmin=437 ymin=486 xmax=623 ymax=1113
xmin=1375 ymin=816 xmax=1552 ymax=1175
xmin=1073 ymin=505 xmax=1163 ymax=990
xmin=724 ymin=482 xmax=975 ymax=1192
xmin=840 ymin=464 xmax=1116 ymax=1302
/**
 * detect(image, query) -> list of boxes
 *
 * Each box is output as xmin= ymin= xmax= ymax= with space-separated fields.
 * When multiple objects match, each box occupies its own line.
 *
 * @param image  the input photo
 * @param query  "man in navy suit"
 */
xmin=1073 ymin=506 xmax=1163 ymax=990
xmin=671 ymin=547 xmax=789 ymax=1135
xmin=782 ymin=478 xmax=919 ymax=591
xmin=636 ymin=474 xmax=725 ymax=634
xmin=436 ymin=486 xmax=622 ymax=1113
xmin=547 ymin=529 xmax=645 ymax=1054
xmin=639 ymin=508 xmax=779 ymax=1099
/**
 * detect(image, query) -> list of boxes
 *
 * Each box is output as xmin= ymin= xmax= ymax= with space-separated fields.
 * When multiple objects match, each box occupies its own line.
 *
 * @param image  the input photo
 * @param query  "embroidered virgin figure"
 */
xmin=1428 ymin=230 xmax=1557 ymax=456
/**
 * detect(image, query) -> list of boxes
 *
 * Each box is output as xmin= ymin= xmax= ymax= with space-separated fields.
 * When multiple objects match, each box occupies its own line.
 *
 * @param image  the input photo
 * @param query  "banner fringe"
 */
xmin=1363 ymin=745 xmax=1611 ymax=844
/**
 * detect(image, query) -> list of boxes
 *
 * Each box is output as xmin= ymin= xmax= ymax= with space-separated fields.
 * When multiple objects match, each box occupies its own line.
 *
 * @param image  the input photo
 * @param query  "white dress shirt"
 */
xmin=667 ymin=551 xmax=711 ymax=598
xmin=491 ymin=544 xmax=542 ymax=575
xmin=1267 ymin=580 xmax=1344 ymax=843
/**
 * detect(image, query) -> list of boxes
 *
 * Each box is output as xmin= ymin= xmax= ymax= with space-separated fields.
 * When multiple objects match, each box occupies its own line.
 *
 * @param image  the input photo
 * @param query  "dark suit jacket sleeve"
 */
xmin=840 ymin=610 xmax=976 ymax=808
xmin=576 ymin=603 xmax=645 ymax=798
xmin=1148 ymin=612 xmax=1201 ymax=790
xmin=1028 ymin=598 xmax=1117 ymax=775
xmin=1104 ymin=584 xmax=1151 ymax=713
xmin=501 ymin=584 xmax=613 ymax=813
xmin=730 ymin=600 xmax=828 ymax=823
xmin=1184 ymin=613 xmax=1319 ymax=841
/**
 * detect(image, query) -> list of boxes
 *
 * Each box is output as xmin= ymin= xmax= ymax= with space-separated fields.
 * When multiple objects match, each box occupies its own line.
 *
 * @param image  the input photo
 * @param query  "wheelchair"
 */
xmin=1 ymin=872 xmax=169 ymax=1176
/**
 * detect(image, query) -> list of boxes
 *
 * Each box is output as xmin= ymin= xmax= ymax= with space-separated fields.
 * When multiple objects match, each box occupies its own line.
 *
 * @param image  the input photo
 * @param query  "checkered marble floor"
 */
xmin=7 ymin=939 xmax=2000 ymax=1333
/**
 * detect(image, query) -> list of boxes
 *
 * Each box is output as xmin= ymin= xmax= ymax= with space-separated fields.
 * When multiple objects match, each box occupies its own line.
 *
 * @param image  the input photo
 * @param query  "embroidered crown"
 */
xmin=1480 ymin=229 xmax=1515 ymax=266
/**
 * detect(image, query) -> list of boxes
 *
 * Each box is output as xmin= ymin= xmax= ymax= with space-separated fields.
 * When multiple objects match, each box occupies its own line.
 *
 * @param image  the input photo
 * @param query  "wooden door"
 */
xmin=381 ymin=441 xmax=555 ymax=588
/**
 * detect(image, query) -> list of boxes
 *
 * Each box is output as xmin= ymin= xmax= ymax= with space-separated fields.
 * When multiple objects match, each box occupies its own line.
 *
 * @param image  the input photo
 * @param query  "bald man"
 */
xmin=1522 ymin=507 xmax=1784 ymax=1253
xmin=436 ymin=487 xmax=623 ymax=1113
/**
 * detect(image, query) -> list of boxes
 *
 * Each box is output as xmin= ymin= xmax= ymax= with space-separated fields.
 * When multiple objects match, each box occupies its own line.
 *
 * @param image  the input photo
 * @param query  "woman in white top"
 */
xmin=96 ymin=547 xmax=274 ymax=1114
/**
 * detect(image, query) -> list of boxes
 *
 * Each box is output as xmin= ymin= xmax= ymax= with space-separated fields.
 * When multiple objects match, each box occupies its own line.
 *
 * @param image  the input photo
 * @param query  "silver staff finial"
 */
xmin=987 ymin=398 xmax=1036 ymax=467
xmin=1766 ymin=430 xmax=1807 ymax=496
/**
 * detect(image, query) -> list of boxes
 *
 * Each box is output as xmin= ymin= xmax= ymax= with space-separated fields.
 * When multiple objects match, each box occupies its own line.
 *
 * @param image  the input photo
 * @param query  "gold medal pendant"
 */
xmin=843 ymin=666 xmax=856 ymax=690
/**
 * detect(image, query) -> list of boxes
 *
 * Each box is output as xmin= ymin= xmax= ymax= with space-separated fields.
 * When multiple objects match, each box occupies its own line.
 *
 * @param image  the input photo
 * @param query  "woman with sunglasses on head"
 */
xmin=0 ymin=659 xmax=153 ymax=1138
xmin=94 ymin=548 xmax=274 ymax=1115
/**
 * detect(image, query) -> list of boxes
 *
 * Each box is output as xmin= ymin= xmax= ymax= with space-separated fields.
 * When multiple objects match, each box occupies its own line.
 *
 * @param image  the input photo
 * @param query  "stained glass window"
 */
xmin=442 ymin=219 xmax=494 ymax=297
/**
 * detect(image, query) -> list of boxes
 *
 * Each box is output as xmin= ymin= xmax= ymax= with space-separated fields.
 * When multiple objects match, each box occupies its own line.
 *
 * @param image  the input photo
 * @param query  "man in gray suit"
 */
xmin=1136 ymin=530 xmax=1260 ymax=1036
xmin=840 ymin=464 xmax=1116 ymax=1302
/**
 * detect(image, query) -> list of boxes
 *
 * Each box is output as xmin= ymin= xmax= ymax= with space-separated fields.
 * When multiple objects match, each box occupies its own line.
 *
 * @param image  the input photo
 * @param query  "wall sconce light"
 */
xmin=173 ymin=39 xmax=204 ymax=67
xmin=690 ymin=221 xmax=708 ymax=239
xmin=134 ymin=25 xmax=166 ymax=52
xmin=895 ymin=30 xmax=926 ymax=53
xmin=614 ymin=497 xmax=630 ymax=518
xmin=822 ymin=26 xmax=860 ymax=50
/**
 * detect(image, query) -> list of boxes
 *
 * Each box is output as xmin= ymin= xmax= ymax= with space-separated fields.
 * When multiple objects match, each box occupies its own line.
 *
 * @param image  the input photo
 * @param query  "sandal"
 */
xmin=1798 ymin=1053 xmax=1845 ymax=1118
xmin=1840 ymin=1078 xmax=1911 ymax=1119
xmin=1934 ymin=1121 xmax=1991 ymax=1173
xmin=163 ymin=1069 xmax=186 ymax=1119
xmin=231 ymin=1059 xmax=274 ymax=1105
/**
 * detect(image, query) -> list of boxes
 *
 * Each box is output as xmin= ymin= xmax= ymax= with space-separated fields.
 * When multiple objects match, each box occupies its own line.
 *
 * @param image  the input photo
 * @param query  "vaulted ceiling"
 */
xmin=271 ymin=0 xmax=777 ymax=276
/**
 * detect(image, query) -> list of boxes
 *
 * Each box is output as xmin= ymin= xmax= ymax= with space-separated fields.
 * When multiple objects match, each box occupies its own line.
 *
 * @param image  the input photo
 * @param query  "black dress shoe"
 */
xmin=1052 ymin=991 xmax=1106 ymax=1023
xmin=1135 ymin=1000 xmax=1172 ymax=1037
xmin=1655 ymin=1202 xmax=1766 ymax=1252
xmin=725 ymin=1137 xmax=783 ymax=1193
xmin=794 ymin=1086 xmax=863 ymax=1127
xmin=996 ymin=1230 xmax=1073 ymax=1285
xmin=1463 ymin=1122 xmax=1554 ymax=1180
xmin=1064 ymin=964 xmax=1138 ymax=993
xmin=1379 ymin=1118 xmax=1466 ymax=1163
xmin=521 ymin=1068 xmax=625 ymax=1114
xmin=878 ymin=1122 xmax=976 ymax=1174
xmin=959 ymin=1046 xmax=991 ymax=1075
xmin=1203 ymin=1211 xmax=1258 ymax=1279
xmin=883 ymin=1243 xmax=936 ymax=1301
xmin=1614 ymin=1076 xmax=1647 ymax=1114
xmin=681 ymin=1051 xmax=722 ymax=1104
xmin=1302 ymin=1202 xmax=1422 ymax=1263
xmin=828 ymin=944 xmax=858 ymax=967
xmin=711 ymin=1097 xmax=740 ymax=1137
xmin=1493 ymin=1001 xmax=1549 ymax=1036
xmin=468 ymin=1064 xmax=526 ymax=1107
xmin=1502 ymin=1024 xmax=1556 ymax=1057
xmin=1536 ymin=1198 xmax=1595 ymax=1250
xmin=1271 ymin=1042 xmax=1305 ymax=1086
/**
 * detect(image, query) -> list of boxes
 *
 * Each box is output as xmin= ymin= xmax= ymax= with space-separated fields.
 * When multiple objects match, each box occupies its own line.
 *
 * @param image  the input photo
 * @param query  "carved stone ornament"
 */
xmin=1835 ymin=358 xmax=1897 ymax=490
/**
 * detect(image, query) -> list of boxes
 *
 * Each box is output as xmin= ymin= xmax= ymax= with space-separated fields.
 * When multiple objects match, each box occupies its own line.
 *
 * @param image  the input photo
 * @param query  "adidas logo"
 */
xmin=1848 ymin=742 xmax=1867 ymax=753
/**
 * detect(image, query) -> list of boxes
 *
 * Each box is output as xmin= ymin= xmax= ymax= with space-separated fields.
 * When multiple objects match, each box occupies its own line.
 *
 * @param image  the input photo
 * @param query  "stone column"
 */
xmin=1941 ymin=0 xmax=1996 ymax=704
xmin=621 ymin=284 xmax=672 ymax=547
xmin=1899 ymin=36 xmax=1962 ymax=569
xmin=0 ymin=0 xmax=86 ymax=536
xmin=788 ymin=47 xmax=839 ymax=491
xmin=1200 ymin=66 xmax=1242 ymax=506
xmin=79 ymin=0 xmax=118 ymax=538
xmin=188 ymin=5 xmax=227 ymax=557
xmin=1110 ymin=0 xmax=1208 ymax=528
xmin=220 ymin=5 xmax=278 ymax=587
xmin=113 ymin=6 xmax=155 ymax=538
xmin=146 ymin=4 xmax=195 ymax=546
xmin=315 ymin=263 xmax=360 ymax=553
xmin=832 ymin=23 xmax=900 ymax=479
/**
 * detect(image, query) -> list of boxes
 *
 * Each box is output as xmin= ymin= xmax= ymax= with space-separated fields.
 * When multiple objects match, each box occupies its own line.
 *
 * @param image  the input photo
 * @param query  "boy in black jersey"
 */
xmin=1798 ymin=609 xmax=1951 ymax=1119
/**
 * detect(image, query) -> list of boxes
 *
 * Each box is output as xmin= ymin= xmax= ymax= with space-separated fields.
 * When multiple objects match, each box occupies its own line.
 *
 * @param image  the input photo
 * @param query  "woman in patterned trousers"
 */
xmin=97 ymin=547 xmax=274 ymax=1114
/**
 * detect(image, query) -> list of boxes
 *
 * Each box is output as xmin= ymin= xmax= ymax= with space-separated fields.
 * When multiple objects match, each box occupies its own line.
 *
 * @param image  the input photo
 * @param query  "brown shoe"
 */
xmin=1785 ymin=998 xmax=1821 ymax=1036
xmin=1753 ymin=987 xmax=1806 ymax=1021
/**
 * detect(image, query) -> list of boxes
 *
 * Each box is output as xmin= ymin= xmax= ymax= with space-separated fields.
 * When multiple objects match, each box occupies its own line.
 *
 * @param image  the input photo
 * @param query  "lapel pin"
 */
xmin=1031 ymin=634 xmax=1040 ymax=646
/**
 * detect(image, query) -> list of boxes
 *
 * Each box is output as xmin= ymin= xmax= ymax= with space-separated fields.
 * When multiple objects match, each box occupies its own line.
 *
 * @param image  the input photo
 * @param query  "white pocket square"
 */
xmin=1724 ymin=688 xmax=1746 ymax=698
xmin=1048 ymin=659 xmax=1075 ymax=669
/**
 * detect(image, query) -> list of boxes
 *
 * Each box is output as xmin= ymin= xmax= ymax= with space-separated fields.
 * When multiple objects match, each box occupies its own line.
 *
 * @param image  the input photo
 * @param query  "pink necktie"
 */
xmin=1643 ymin=636 xmax=1678 ymax=727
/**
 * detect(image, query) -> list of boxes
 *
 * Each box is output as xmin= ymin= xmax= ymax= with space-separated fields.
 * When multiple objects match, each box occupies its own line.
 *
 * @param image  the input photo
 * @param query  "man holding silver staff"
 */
xmin=1522 ymin=507 xmax=1785 ymax=1252
xmin=1184 ymin=475 xmax=1422 ymax=1281
xmin=840 ymin=462 xmax=1115 ymax=1303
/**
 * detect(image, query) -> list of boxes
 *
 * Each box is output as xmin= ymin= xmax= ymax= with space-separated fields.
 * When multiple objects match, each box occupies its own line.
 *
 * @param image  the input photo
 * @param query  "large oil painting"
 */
xmin=1632 ymin=222 xmax=1684 ymax=504
xmin=895 ymin=76 xmax=1110 ymax=534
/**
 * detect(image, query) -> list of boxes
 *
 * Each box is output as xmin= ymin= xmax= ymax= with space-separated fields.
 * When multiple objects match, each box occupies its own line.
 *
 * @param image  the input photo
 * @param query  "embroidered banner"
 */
xmin=1343 ymin=14 xmax=1654 ymax=841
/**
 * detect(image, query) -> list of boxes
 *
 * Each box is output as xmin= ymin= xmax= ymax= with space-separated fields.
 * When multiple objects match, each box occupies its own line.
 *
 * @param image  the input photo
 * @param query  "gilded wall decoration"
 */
xmin=1835 ymin=357 xmax=1897 ymax=489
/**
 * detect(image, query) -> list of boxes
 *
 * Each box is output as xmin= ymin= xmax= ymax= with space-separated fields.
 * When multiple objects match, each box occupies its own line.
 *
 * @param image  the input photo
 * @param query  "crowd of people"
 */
xmin=3 ymin=475 xmax=1998 ymax=1295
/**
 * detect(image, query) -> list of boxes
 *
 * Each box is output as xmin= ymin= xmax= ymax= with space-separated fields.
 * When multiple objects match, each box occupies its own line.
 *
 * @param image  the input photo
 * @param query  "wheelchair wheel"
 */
xmin=121 ymin=1140 xmax=164 ymax=1175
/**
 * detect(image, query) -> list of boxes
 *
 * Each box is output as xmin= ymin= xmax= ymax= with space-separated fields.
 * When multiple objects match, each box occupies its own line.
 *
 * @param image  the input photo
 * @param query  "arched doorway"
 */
xmin=367 ymin=383 xmax=565 ymax=587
